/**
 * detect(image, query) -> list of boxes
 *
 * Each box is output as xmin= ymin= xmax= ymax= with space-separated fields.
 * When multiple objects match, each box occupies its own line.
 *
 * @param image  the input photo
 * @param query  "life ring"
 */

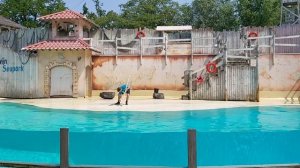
xmin=206 ymin=62 xmax=218 ymax=74
xmin=248 ymin=31 xmax=258 ymax=38
xmin=197 ymin=76 xmax=204 ymax=83
xmin=136 ymin=31 xmax=146 ymax=38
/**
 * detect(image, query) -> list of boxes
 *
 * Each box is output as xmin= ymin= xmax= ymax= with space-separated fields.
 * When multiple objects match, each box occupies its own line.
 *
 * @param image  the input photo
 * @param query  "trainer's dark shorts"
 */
xmin=119 ymin=88 xmax=130 ymax=95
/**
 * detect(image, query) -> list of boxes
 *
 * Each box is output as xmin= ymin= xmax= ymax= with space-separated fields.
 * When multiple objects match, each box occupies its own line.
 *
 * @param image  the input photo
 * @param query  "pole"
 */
xmin=60 ymin=128 xmax=69 ymax=168
xmin=189 ymin=71 xmax=193 ymax=100
xmin=188 ymin=129 xmax=197 ymax=168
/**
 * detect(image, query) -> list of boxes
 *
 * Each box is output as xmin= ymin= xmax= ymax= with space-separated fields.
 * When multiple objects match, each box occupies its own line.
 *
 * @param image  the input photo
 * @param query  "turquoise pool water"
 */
xmin=0 ymin=102 xmax=299 ymax=166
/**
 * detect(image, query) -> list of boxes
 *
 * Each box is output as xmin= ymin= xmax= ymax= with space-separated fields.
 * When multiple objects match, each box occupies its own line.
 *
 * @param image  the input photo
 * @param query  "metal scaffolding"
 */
xmin=281 ymin=0 xmax=300 ymax=25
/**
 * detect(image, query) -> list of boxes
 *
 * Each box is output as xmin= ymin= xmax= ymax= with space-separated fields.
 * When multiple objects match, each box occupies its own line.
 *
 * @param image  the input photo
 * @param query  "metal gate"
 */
xmin=226 ymin=64 xmax=258 ymax=101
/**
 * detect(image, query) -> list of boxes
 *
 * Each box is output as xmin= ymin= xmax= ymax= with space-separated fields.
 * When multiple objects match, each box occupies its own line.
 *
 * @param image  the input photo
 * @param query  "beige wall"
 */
xmin=92 ymin=55 xmax=214 ymax=90
xmin=92 ymin=54 xmax=300 ymax=92
xmin=258 ymin=54 xmax=300 ymax=91
xmin=37 ymin=50 xmax=92 ymax=97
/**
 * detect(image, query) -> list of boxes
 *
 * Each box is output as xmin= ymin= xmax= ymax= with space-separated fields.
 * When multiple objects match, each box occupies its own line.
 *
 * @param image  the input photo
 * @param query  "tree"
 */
xmin=82 ymin=2 xmax=97 ymax=21
xmin=82 ymin=0 xmax=124 ymax=29
xmin=120 ymin=0 xmax=180 ymax=28
xmin=174 ymin=4 xmax=193 ymax=26
xmin=0 ymin=0 xmax=66 ymax=28
xmin=192 ymin=0 xmax=239 ymax=31
xmin=237 ymin=0 xmax=281 ymax=27
xmin=94 ymin=10 xmax=125 ymax=29
xmin=93 ymin=0 xmax=106 ymax=17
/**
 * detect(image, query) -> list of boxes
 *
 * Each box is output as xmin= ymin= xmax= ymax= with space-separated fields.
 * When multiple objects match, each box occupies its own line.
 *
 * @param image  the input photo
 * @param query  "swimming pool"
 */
xmin=0 ymin=102 xmax=299 ymax=166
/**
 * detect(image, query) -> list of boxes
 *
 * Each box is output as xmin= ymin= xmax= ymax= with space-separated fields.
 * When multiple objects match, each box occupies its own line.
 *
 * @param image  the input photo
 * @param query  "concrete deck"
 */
xmin=0 ymin=97 xmax=299 ymax=112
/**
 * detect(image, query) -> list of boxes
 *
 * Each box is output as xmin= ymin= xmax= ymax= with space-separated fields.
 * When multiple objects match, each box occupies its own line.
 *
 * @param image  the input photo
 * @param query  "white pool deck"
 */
xmin=0 ymin=97 xmax=299 ymax=112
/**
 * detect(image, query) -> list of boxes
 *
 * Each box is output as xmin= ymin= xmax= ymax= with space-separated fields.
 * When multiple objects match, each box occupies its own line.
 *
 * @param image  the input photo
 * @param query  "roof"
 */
xmin=22 ymin=39 xmax=91 ymax=51
xmin=0 ymin=16 xmax=24 ymax=29
xmin=38 ymin=10 xmax=97 ymax=27
xmin=156 ymin=26 xmax=192 ymax=31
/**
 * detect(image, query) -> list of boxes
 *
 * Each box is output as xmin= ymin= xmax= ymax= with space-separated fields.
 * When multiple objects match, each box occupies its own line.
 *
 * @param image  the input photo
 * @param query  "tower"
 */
xmin=281 ymin=0 xmax=300 ymax=25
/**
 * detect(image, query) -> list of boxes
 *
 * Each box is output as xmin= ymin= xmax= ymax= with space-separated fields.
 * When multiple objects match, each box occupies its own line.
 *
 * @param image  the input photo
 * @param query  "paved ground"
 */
xmin=0 ymin=97 xmax=298 ymax=112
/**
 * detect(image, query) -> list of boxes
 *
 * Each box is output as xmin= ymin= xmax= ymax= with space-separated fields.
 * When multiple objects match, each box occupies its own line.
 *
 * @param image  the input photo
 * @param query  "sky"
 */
xmin=64 ymin=0 xmax=191 ymax=13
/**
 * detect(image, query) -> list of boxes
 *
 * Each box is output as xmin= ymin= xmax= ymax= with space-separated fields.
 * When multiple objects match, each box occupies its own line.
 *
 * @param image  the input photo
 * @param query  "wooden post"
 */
xmin=272 ymin=34 xmax=275 ymax=65
xmin=191 ymin=35 xmax=194 ymax=65
xmin=189 ymin=71 xmax=193 ymax=100
xmin=188 ymin=129 xmax=197 ymax=168
xmin=224 ymin=47 xmax=228 ymax=101
xmin=115 ymin=38 xmax=118 ymax=65
xmin=165 ymin=35 xmax=168 ymax=65
xmin=140 ymin=37 xmax=143 ymax=65
xmin=60 ymin=128 xmax=69 ymax=168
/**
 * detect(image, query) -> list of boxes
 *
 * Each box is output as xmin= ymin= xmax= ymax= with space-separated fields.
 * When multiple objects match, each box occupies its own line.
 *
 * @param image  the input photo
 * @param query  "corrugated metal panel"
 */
xmin=0 ymin=46 xmax=39 ymax=98
xmin=0 ymin=27 xmax=50 ymax=52
xmin=98 ymin=29 xmax=161 ymax=56
xmin=192 ymin=29 xmax=215 ymax=55
xmin=275 ymin=24 xmax=300 ymax=53
xmin=226 ymin=64 xmax=258 ymax=101
xmin=93 ymin=25 xmax=300 ymax=56
xmin=191 ymin=64 xmax=258 ymax=101
xmin=192 ymin=70 xmax=225 ymax=100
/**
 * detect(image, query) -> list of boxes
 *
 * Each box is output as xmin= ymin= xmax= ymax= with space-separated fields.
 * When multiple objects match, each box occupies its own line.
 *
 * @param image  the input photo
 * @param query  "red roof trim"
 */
xmin=22 ymin=39 xmax=91 ymax=51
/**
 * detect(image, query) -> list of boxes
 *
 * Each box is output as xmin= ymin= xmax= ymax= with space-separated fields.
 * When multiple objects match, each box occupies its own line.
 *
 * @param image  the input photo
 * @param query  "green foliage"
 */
xmin=119 ymin=0 xmax=181 ymax=29
xmin=192 ymin=0 xmax=239 ymax=31
xmin=0 ymin=0 xmax=281 ymax=29
xmin=237 ymin=0 xmax=281 ymax=27
xmin=174 ymin=4 xmax=193 ymax=26
xmin=93 ymin=0 xmax=106 ymax=17
xmin=0 ymin=0 xmax=66 ymax=28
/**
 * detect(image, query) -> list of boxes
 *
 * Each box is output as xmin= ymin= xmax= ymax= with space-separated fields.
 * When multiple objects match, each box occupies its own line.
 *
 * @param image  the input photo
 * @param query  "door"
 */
xmin=50 ymin=66 xmax=73 ymax=97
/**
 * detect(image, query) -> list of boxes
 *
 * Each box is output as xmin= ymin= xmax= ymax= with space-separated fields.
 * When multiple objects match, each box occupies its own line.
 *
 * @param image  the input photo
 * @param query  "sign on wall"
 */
xmin=0 ymin=57 xmax=24 ymax=73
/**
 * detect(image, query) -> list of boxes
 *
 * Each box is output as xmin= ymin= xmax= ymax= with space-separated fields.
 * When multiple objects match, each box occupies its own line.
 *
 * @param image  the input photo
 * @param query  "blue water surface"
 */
xmin=0 ymin=102 xmax=299 ymax=166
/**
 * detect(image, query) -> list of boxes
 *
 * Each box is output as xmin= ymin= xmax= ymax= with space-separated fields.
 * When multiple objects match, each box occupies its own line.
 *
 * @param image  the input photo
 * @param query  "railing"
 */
xmin=86 ymin=35 xmax=217 ymax=65
xmin=244 ymin=34 xmax=300 ymax=65
xmin=84 ymin=31 xmax=300 ymax=66
xmin=285 ymin=77 xmax=300 ymax=104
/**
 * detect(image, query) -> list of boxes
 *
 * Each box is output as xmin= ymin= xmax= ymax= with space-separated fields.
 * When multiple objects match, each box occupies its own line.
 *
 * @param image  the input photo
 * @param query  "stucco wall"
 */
xmin=92 ymin=54 xmax=300 ymax=92
xmin=258 ymin=54 xmax=300 ymax=91
xmin=38 ymin=50 xmax=91 ymax=97
xmin=92 ymin=55 xmax=214 ymax=90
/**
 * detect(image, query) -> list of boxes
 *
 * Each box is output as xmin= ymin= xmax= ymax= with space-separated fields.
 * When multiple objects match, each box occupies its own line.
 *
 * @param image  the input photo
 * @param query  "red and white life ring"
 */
xmin=136 ymin=31 xmax=146 ymax=38
xmin=248 ymin=31 xmax=258 ymax=38
xmin=197 ymin=76 xmax=204 ymax=83
xmin=206 ymin=62 xmax=218 ymax=74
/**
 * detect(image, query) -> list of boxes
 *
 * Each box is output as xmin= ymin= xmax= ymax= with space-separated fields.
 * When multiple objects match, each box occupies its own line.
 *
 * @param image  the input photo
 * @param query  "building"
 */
xmin=0 ymin=15 xmax=24 ymax=32
xmin=22 ymin=10 xmax=97 ymax=98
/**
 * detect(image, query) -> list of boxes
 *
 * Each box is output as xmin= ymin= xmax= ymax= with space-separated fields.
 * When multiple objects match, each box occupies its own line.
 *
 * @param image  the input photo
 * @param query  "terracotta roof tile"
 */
xmin=38 ymin=10 xmax=97 ymax=26
xmin=39 ymin=10 xmax=85 ymax=20
xmin=22 ymin=39 xmax=91 ymax=51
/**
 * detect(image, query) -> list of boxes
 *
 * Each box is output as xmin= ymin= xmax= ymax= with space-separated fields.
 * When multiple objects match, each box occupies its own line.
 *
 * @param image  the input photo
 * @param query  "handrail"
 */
xmin=192 ymin=53 xmax=224 ymax=75
xmin=275 ymin=35 xmax=300 ymax=39
xmin=285 ymin=78 xmax=300 ymax=104
xmin=168 ymin=39 xmax=191 ymax=42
